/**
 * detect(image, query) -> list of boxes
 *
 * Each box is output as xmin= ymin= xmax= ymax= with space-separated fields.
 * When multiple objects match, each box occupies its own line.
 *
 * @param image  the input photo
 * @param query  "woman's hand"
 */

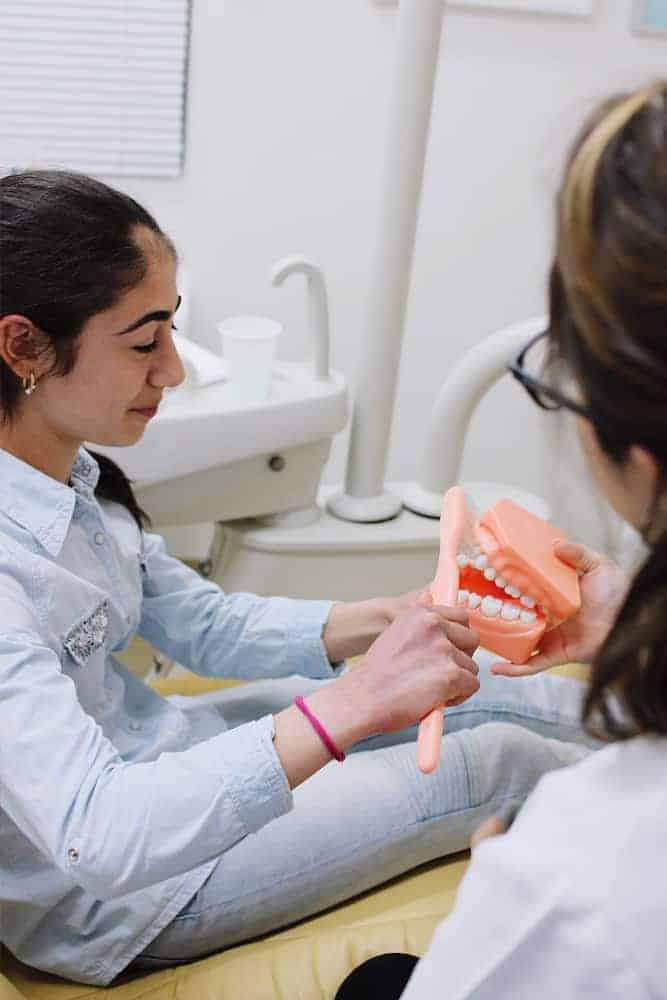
xmin=491 ymin=541 xmax=628 ymax=677
xmin=275 ymin=604 xmax=480 ymax=788
xmin=332 ymin=604 xmax=480 ymax=736
xmin=470 ymin=802 xmax=521 ymax=848
xmin=322 ymin=590 xmax=430 ymax=663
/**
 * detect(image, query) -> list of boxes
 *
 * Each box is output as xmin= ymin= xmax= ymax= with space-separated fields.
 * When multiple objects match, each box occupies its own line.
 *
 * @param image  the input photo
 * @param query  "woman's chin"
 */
xmin=87 ymin=423 xmax=146 ymax=449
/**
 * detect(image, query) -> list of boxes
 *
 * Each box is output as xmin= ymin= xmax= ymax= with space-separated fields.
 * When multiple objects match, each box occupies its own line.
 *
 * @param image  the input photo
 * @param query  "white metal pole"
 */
xmin=328 ymin=0 xmax=445 ymax=523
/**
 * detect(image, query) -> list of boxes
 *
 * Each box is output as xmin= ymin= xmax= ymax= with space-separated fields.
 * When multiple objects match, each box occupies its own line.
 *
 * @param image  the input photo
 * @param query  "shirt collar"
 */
xmin=0 ymin=446 xmax=100 ymax=558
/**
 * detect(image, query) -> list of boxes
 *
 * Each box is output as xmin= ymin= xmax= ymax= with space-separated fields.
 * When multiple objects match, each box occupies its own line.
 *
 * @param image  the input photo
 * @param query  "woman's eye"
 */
xmin=133 ymin=323 xmax=177 ymax=354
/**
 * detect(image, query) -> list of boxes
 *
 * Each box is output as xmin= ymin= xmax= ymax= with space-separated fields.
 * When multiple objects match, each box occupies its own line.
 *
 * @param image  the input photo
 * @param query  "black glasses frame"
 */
xmin=506 ymin=330 xmax=594 ymax=421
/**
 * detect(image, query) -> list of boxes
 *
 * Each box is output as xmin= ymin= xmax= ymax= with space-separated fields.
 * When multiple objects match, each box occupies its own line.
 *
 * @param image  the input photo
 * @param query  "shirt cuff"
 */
xmin=224 ymin=714 xmax=293 ymax=835
xmin=286 ymin=599 xmax=342 ymax=679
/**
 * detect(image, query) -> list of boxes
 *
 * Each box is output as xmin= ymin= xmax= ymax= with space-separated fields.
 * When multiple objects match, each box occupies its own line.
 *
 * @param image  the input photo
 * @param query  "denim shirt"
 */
xmin=0 ymin=447 xmax=336 ymax=985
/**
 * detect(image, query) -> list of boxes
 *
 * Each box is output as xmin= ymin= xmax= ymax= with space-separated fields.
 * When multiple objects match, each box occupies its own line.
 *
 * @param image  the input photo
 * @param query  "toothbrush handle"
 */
xmin=417 ymin=707 xmax=444 ymax=774
xmin=417 ymin=567 xmax=457 ymax=774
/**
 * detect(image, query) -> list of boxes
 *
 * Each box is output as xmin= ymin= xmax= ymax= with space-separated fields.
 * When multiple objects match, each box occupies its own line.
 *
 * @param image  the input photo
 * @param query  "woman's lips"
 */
xmin=131 ymin=406 xmax=158 ymax=419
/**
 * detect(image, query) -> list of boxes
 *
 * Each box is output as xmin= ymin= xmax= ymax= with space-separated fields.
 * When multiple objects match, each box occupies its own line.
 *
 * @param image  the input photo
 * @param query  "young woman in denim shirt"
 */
xmin=0 ymin=171 xmax=591 ymax=985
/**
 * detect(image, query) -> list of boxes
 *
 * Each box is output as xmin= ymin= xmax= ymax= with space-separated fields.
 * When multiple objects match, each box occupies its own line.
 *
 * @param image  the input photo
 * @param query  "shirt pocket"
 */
xmin=63 ymin=599 xmax=110 ymax=668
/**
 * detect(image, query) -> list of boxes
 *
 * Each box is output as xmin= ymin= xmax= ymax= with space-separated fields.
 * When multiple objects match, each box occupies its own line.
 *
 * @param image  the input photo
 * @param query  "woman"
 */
xmin=0 ymin=170 xmax=590 ymax=987
xmin=339 ymin=80 xmax=667 ymax=999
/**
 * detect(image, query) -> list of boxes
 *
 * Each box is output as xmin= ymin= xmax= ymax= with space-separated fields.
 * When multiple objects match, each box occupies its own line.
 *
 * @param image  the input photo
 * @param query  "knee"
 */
xmin=469 ymin=722 xmax=580 ymax=805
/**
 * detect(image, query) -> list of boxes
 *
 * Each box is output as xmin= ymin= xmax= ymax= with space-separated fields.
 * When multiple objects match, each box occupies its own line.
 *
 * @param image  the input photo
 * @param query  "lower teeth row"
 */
xmin=457 ymin=590 xmax=537 ymax=624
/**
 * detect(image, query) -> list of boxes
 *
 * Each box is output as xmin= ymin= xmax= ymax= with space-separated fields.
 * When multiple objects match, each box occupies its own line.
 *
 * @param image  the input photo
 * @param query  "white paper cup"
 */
xmin=217 ymin=315 xmax=282 ymax=402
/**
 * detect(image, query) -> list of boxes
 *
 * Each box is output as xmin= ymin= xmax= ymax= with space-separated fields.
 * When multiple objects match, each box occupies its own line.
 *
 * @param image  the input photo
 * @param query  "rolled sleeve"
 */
xmin=286 ymin=598 xmax=339 ymax=679
xmin=222 ymin=714 xmax=292 ymax=835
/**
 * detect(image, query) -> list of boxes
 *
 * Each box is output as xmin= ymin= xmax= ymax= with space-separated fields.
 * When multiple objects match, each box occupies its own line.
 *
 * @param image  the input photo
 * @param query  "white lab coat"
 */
xmin=403 ymin=733 xmax=667 ymax=999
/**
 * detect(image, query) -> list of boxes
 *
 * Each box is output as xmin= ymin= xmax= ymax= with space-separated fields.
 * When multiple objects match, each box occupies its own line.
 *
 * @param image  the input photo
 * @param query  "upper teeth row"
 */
xmin=457 ymin=590 xmax=537 ymax=624
xmin=456 ymin=551 xmax=536 ymax=608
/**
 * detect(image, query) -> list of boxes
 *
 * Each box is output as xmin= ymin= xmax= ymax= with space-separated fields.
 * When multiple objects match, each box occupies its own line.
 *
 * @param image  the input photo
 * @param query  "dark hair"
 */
xmin=548 ymin=82 xmax=667 ymax=739
xmin=0 ymin=169 xmax=177 ymax=530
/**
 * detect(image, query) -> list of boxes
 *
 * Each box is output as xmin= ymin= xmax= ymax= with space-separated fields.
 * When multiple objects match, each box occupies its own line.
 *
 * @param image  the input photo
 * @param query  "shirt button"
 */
xmin=68 ymin=847 xmax=80 ymax=863
xmin=94 ymin=532 xmax=106 ymax=545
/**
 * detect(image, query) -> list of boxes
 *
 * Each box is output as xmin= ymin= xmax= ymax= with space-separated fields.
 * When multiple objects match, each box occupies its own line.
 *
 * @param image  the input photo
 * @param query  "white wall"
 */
xmin=122 ymin=0 xmax=665 ymax=549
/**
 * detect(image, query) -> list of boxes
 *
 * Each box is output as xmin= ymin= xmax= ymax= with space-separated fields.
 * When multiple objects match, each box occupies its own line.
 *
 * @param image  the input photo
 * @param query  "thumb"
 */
xmin=553 ymin=540 xmax=601 ymax=576
xmin=490 ymin=630 xmax=568 ymax=677
xmin=418 ymin=588 xmax=434 ymax=608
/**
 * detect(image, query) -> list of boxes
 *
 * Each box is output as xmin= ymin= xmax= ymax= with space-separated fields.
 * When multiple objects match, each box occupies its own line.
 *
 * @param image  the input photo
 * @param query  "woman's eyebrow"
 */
xmin=114 ymin=294 xmax=182 ymax=336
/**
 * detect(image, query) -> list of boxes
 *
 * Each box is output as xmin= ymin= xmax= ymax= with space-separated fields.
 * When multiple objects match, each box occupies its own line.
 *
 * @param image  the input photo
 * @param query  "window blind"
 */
xmin=0 ymin=0 xmax=190 ymax=178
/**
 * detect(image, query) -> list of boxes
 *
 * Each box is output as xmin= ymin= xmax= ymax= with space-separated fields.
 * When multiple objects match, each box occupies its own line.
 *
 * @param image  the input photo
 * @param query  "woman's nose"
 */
xmin=149 ymin=331 xmax=186 ymax=389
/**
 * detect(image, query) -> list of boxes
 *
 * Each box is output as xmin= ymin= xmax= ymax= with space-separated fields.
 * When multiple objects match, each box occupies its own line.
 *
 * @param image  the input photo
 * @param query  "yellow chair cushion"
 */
xmin=1 ymin=662 xmax=589 ymax=1000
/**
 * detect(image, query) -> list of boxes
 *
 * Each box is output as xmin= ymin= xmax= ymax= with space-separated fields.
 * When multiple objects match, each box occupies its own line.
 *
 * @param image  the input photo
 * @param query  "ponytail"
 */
xmin=88 ymin=451 xmax=151 ymax=533
xmin=584 ymin=532 xmax=667 ymax=740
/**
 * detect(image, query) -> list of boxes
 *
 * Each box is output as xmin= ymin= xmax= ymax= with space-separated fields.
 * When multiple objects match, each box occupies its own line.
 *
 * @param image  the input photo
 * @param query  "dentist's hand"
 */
xmin=491 ymin=542 xmax=628 ymax=677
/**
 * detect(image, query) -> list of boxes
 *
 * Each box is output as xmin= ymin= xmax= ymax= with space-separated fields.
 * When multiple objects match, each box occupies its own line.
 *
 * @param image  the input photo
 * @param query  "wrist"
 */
xmin=304 ymin=675 xmax=374 ymax=750
xmin=322 ymin=598 xmax=392 ymax=662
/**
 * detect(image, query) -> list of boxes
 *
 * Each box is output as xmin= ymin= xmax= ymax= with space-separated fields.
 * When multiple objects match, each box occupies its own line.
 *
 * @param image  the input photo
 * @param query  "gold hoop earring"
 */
xmin=21 ymin=371 xmax=37 ymax=396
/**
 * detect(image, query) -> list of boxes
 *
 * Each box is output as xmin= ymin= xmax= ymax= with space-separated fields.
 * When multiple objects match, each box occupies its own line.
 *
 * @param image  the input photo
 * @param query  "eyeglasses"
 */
xmin=507 ymin=330 xmax=595 ymax=421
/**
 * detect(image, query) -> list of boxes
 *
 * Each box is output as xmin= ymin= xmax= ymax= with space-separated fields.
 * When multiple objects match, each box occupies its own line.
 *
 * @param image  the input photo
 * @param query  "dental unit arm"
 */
xmin=417 ymin=486 xmax=581 ymax=774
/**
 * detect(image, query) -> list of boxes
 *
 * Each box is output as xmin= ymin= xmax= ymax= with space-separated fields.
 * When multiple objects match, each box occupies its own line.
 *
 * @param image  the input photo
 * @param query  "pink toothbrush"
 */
xmin=417 ymin=487 xmax=470 ymax=774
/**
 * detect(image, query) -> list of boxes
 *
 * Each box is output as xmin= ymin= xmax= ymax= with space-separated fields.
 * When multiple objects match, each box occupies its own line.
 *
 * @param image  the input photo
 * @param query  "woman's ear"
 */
xmin=0 ymin=315 xmax=47 ymax=379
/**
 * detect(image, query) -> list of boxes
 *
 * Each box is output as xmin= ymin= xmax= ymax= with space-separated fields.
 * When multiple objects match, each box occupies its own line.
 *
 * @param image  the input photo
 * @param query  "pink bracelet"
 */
xmin=294 ymin=696 xmax=346 ymax=762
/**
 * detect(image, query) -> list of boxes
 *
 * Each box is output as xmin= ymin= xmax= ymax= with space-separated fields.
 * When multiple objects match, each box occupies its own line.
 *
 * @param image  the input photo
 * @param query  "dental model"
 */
xmin=416 ymin=486 xmax=581 ymax=773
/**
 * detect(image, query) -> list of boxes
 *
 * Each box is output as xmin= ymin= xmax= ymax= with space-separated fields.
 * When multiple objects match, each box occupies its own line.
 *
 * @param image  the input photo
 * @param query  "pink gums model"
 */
xmin=416 ymin=486 xmax=581 ymax=774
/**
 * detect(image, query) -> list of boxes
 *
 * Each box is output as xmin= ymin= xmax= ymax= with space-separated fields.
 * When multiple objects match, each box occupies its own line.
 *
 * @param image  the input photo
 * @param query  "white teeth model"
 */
xmin=456 ymin=553 xmax=469 ymax=568
xmin=495 ymin=575 xmax=506 ymax=589
xmin=505 ymin=585 xmax=521 ymax=598
xmin=520 ymin=595 xmax=536 ymax=608
xmin=481 ymin=596 xmax=502 ymax=618
xmin=473 ymin=554 xmax=489 ymax=571
xmin=472 ymin=545 xmax=481 ymax=556
xmin=483 ymin=566 xmax=497 ymax=581
xmin=463 ymin=591 xmax=536 ymax=624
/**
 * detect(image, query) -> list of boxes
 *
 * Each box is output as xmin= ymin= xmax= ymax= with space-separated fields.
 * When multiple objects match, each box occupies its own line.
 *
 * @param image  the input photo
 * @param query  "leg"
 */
xmin=130 ymin=721 xmax=589 ymax=968
xmin=177 ymin=648 xmax=595 ymax=754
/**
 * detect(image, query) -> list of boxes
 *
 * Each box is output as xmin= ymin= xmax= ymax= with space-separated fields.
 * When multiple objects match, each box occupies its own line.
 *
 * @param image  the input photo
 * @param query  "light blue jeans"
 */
xmin=131 ymin=653 xmax=594 ymax=969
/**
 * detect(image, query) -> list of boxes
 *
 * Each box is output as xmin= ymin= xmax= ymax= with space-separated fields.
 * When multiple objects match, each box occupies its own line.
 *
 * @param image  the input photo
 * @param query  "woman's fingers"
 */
xmin=490 ymin=630 xmax=567 ymax=676
xmin=444 ymin=667 xmax=480 ymax=701
xmin=490 ymin=656 xmax=552 ymax=677
xmin=417 ymin=588 xmax=434 ymax=608
xmin=450 ymin=646 xmax=480 ymax=676
xmin=429 ymin=603 xmax=470 ymax=626
xmin=440 ymin=620 xmax=479 ymax=658
xmin=553 ymin=540 xmax=601 ymax=575
xmin=471 ymin=814 xmax=506 ymax=848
